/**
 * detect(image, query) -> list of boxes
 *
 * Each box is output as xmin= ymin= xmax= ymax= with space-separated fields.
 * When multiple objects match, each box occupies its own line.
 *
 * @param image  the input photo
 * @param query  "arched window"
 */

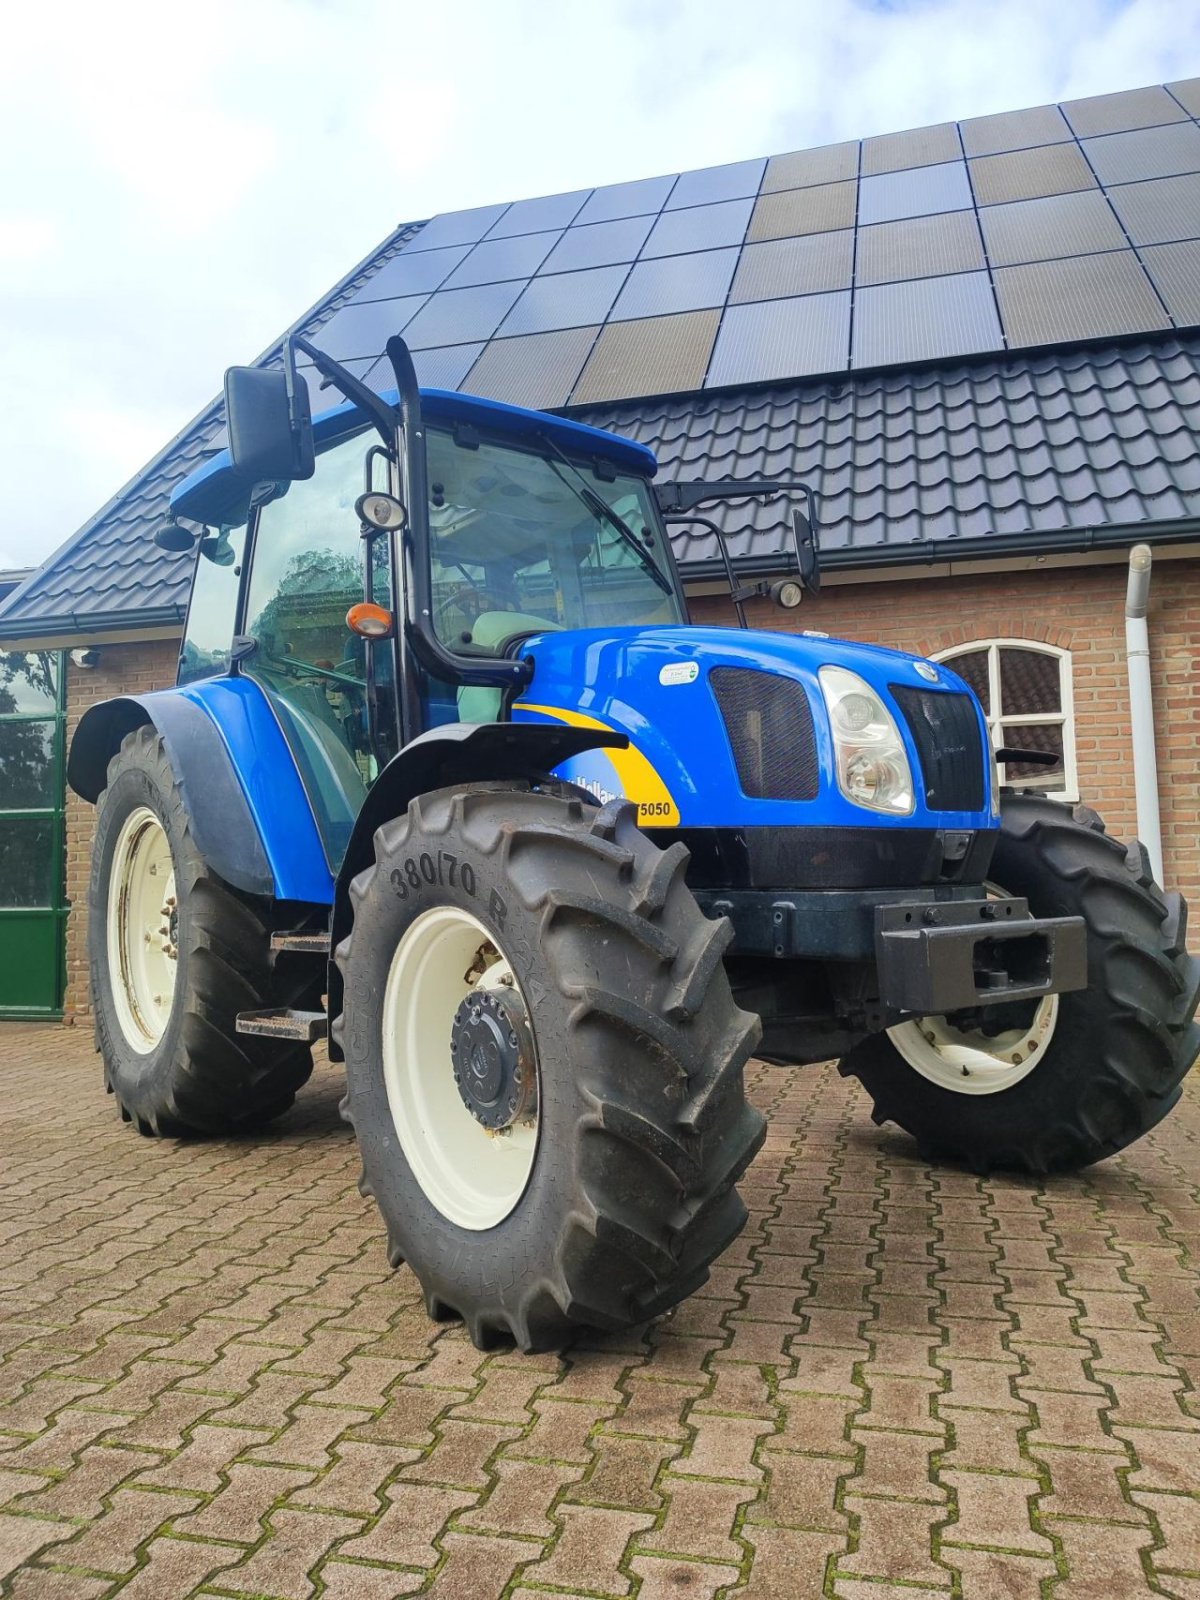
xmin=934 ymin=640 xmax=1077 ymax=802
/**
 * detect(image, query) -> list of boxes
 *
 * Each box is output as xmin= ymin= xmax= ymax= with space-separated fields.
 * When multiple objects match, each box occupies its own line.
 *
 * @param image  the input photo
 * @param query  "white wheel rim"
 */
xmin=106 ymin=806 xmax=178 ymax=1053
xmin=887 ymin=994 xmax=1058 ymax=1095
xmin=887 ymin=879 xmax=1060 ymax=1096
xmin=381 ymin=905 xmax=538 ymax=1231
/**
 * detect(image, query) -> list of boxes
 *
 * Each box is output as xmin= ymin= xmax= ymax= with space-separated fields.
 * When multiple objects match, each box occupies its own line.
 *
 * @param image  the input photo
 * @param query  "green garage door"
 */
xmin=0 ymin=649 xmax=66 ymax=1016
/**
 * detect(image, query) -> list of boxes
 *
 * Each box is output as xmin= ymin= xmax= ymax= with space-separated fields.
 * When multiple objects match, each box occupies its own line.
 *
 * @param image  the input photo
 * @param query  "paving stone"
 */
xmin=1133 ymin=1489 xmax=1200 ymax=1574
xmin=337 ymin=1481 xmax=477 ymax=1567
xmin=521 ymin=1502 xmax=654 ymax=1595
xmin=747 ymin=1450 xmax=851 ymax=1531
xmin=567 ymin=1432 xmax=679 ymax=1509
xmin=2 ymin=1568 xmax=112 ymax=1598
xmin=838 ymin=1497 xmax=952 ymax=1587
xmin=610 ymin=1378 xmax=699 ymax=1440
xmin=459 ymin=1455 xmax=582 ymax=1537
xmin=108 ymin=1531 xmax=239 ymax=1599
xmin=1031 ymin=1443 xmax=1147 ymax=1524
xmin=289 ymin=1440 xmax=418 ymax=1515
xmin=266 ymin=1403 xmax=373 ymax=1467
xmin=637 ymin=1475 xmax=757 ymax=1564
xmin=49 ymin=1486 xmax=200 ymax=1575
xmin=942 ymin=1545 xmax=1060 ymax=1597
xmin=175 ymin=1461 xmax=316 ymax=1542
xmin=675 ymin=1412 xmax=772 ymax=1482
xmin=8 ymin=1444 xmax=157 ymax=1519
xmin=401 ymin=1417 xmax=521 ymax=1489
xmin=627 ymin=1553 xmax=742 ymax=1600
xmin=317 ymin=1559 xmax=425 ymax=1599
xmin=941 ymin=1469 xmax=1055 ymax=1555
xmin=135 ymin=1421 xmax=271 ymax=1493
xmin=504 ymin=1397 xmax=610 ymax=1463
xmin=218 ymin=1508 xmax=365 ymax=1598
xmin=0 ymin=1515 xmax=76 ymax=1581
xmin=735 ymin=1526 xmax=844 ymax=1597
xmin=1042 ymin=1516 xmax=1158 ymax=1597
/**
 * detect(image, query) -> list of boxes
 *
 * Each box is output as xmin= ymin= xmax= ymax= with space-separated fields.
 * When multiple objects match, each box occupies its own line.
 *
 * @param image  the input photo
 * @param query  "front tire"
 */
xmin=90 ymin=726 xmax=318 ymax=1136
xmin=335 ymin=785 xmax=765 ymax=1352
xmin=839 ymin=796 xmax=1200 ymax=1173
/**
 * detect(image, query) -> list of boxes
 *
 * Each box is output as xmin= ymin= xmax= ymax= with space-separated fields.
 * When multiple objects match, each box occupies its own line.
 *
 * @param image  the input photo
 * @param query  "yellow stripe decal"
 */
xmin=519 ymin=704 xmax=680 ymax=826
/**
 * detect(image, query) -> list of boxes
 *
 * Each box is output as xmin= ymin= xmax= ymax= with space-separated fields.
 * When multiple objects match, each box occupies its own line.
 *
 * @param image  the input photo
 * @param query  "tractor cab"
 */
xmin=168 ymin=356 xmax=688 ymax=869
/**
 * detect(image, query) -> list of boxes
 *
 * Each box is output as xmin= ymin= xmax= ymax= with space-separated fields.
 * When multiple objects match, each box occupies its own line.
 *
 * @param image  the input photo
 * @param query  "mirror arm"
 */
xmin=662 ymin=512 xmax=753 ymax=629
xmin=291 ymin=334 xmax=396 ymax=448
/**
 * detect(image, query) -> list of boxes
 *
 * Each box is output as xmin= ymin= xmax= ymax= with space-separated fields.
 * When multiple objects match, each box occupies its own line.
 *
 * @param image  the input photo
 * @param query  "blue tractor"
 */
xmin=69 ymin=336 xmax=1199 ymax=1351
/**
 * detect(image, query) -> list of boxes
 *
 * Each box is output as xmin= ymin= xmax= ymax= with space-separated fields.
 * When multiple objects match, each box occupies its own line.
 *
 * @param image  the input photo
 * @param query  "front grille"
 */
xmin=891 ymin=686 xmax=985 ymax=812
xmin=710 ymin=667 xmax=819 ymax=801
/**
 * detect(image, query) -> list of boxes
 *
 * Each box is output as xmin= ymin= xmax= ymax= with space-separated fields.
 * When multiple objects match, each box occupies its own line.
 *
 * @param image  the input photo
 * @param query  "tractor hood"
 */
xmin=512 ymin=624 xmax=996 ymax=836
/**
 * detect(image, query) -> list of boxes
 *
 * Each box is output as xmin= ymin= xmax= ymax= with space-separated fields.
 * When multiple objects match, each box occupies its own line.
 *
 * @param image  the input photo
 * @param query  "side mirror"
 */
xmin=225 ymin=365 xmax=315 ymax=487
xmin=154 ymin=520 xmax=198 ymax=552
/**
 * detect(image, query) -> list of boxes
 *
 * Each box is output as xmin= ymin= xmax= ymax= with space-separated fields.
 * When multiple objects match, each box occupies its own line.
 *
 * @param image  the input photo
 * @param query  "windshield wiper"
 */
xmin=537 ymin=432 xmax=673 ymax=596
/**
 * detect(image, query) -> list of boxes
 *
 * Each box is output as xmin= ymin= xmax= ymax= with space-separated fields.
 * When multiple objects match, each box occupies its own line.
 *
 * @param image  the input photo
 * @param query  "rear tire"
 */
xmin=90 ymin=726 xmax=318 ymax=1136
xmin=838 ymin=796 xmax=1200 ymax=1173
xmin=335 ymin=784 xmax=765 ymax=1352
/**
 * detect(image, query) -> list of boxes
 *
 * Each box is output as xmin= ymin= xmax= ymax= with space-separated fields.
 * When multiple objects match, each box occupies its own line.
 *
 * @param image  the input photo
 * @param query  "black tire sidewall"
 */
xmin=341 ymin=815 xmax=594 ymax=1308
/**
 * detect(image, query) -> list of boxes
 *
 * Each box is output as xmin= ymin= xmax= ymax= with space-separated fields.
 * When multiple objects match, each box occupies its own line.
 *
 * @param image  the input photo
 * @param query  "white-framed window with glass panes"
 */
xmin=934 ymin=640 xmax=1078 ymax=803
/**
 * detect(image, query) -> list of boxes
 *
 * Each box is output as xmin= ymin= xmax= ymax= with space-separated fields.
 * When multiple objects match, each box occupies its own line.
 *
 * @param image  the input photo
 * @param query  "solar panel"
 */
xmin=298 ymin=358 xmax=380 ymax=418
xmin=1063 ymin=86 xmax=1188 ymax=139
xmin=852 ymin=272 xmax=1002 ymax=367
xmin=1083 ymin=121 xmax=1200 ymax=186
xmin=640 ymin=198 xmax=753 ymax=258
xmin=497 ymin=265 xmax=628 ymax=336
xmin=959 ymin=103 xmax=1072 ymax=158
xmin=1168 ymin=78 xmax=1200 ymax=117
xmin=310 ymin=294 xmax=428 ymax=361
xmin=400 ymin=281 xmax=526 ymax=350
xmin=705 ymin=292 xmax=851 ymax=387
xmin=761 ymin=142 xmax=858 ymax=192
xmin=861 ymin=122 xmax=961 ymax=177
xmin=979 ymin=190 xmax=1127 ymax=267
xmin=994 ymin=251 xmax=1171 ymax=346
xmin=747 ymin=182 xmax=856 ymax=242
xmin=858 ymin=161 xmax=973 ymax=226
xmin=729 ymin=231 xmax=854 ymax=301
xmin=573 ymin=174 xmax=678 ymax=225
xmin=1140 ymin=240 xmax=1200 ymax=324
xmin=355 ymin=245 xmax=471 ymax=302
xmin=569 ymin=310 xmax=721 ymax=404
xmin=1106 ymin=173 xmax=1200 ymax=245
xmin=408 ymin=344 xmax=487 ymax=390
xmin=610 ymin=249 xmax=739 ymax=322
xmin=405 ymin=204 xmax=511 ymax=252
xmin=536 ymin=216 xmax=655 ymax=274
xmin=442 ymin=232 xmax=562 ymax=290
xmin=969 ymin=142 xmax=1097 ymax=205
xmin=485 ymin=190 xmax=591 ymax=238
xmin=857 ymin=210 xmax=985 ymax=286
xmin=665 ymin=158 xmax=767 ymax=210
xmin=460 ymin=326 xmax=599 ymax=410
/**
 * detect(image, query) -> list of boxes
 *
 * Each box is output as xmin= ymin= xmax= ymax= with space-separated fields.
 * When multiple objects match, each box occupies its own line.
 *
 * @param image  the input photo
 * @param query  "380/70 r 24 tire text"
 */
xmin=335 ymin=784 xmax=766 ymax=1352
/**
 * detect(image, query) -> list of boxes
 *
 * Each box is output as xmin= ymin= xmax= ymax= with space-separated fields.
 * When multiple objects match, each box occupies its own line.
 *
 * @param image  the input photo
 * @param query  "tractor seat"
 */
xmin=456 ymin=610 xmax=561 ymax=723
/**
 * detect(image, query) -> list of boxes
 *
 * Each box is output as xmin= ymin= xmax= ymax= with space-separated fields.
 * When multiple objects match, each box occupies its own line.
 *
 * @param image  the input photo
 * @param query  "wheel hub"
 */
xmin=451 ymin=987 xmax=536 ymax=1130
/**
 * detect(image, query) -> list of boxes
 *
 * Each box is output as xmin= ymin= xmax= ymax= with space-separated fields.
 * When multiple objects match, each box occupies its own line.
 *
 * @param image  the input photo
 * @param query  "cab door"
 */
xmin=0 ymin=648 xmax=66 ymax=1015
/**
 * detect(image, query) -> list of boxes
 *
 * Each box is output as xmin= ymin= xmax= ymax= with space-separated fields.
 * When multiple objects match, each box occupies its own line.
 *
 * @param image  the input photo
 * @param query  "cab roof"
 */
xmin=170 ymin=385 xmax=659 ymax=527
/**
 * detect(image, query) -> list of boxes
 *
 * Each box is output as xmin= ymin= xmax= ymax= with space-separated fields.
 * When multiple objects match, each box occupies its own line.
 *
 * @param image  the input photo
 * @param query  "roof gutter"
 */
xmin=0 ymin=604 xmax=184 ymax=646
xmin=676 ymin=516 xmax=1200 ymax=581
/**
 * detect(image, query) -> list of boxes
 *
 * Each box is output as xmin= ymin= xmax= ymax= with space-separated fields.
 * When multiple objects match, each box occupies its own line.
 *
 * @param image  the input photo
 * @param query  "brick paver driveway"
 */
xmin=1 ymin=1024 xmax=1198 ymax=1599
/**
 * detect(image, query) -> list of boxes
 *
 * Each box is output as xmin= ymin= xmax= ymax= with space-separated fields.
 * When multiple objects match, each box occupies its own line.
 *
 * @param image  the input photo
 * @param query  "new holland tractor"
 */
xmin=69 ymin=334 xmax=1200 ymax=1351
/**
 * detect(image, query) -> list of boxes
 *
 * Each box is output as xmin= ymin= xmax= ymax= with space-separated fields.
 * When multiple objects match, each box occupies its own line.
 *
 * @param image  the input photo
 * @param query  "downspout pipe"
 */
xmin=1124 ymin=544 xmax=1164 ymax=886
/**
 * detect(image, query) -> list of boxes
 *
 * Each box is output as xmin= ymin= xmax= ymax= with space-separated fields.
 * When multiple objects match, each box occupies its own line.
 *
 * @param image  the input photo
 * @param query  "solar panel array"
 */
xmin=306 ymin=80 xmax=1200 ymax=414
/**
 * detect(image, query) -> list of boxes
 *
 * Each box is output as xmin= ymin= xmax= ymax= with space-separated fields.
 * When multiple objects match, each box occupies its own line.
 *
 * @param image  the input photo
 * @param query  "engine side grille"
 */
xmin=710 ymin=667 xmax=819 ymax=801
xmin=890 ymin=686 xmax=985 ymax=812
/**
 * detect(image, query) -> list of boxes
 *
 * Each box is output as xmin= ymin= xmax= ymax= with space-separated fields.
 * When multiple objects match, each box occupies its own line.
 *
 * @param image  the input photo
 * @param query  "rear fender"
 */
xmin=327 ymin=721 xmax=625 ymax=1058
xmin=67 ymin=680 xmax=333 ymax=904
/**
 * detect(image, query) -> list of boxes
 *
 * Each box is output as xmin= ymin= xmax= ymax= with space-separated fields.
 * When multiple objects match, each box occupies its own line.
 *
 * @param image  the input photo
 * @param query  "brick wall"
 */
xmin=64 ymin=638 xmax=179 ymax=1020
xmin=58 ymin=556 xmax=1200 ymax=1017
xmin=691 ymin=556 xmax=1200 ymax=906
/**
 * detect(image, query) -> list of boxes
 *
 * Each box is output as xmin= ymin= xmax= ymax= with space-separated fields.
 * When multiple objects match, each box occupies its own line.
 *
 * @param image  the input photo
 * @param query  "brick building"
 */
xmin=2 ymin=78 xmax=1198 ymax=1019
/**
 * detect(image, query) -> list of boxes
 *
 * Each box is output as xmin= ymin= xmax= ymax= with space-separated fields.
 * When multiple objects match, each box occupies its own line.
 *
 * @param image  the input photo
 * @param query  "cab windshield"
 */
xmin=426 ymin=426 xmax=683 ymax=657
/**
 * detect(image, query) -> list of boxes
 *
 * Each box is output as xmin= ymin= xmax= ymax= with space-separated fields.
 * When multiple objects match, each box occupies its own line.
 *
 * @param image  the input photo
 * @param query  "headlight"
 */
xmin=819 ymin=666 xmax=915 ymax=815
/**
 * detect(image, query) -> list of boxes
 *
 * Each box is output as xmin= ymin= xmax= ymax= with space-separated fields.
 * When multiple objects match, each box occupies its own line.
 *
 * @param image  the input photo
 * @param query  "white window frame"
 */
xmin=933 ymin=639 xmax=1078 ymax=804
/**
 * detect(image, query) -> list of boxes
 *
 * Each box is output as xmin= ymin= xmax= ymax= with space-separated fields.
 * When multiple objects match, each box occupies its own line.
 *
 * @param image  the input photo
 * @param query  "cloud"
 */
xmin=1 ymin=0 xmax=1197 ymax=572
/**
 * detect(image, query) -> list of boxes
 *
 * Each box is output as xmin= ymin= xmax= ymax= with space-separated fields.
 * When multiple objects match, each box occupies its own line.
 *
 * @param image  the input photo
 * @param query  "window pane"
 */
xmin=948 ymin=648 xmax=990 ymax=714
xmin=999 ymin=646 xmax=1061 ymax=714
xmin=0 ymin=650 xmax=57 ymax=715
xmin=0 ymin=817 xmax=55 ymax=906
xmin=0 ymin=721 xmax=56 ymax=809
xmin=179 ymin=524 xmax=248 ymax=686
xmin=999 ymin=722 xmax=1065 ymax=786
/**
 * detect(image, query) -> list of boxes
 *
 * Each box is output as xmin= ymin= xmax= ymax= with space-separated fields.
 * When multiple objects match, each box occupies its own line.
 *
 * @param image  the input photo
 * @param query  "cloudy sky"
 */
xmin=1 ymin=0 xmax=1197 ymax=571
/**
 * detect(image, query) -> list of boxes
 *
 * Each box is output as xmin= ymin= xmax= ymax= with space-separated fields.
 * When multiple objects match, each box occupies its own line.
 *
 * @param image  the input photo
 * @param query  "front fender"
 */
xmin=68 ymin=680 xmax=332 ymax=904
xmin=327 ymin=721 xmax=625 ymax=1058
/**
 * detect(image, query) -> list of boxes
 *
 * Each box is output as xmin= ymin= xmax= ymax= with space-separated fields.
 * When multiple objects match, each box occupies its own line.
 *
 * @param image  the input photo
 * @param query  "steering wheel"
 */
xmin=261 ymin=653 xmax=365 ymax=691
